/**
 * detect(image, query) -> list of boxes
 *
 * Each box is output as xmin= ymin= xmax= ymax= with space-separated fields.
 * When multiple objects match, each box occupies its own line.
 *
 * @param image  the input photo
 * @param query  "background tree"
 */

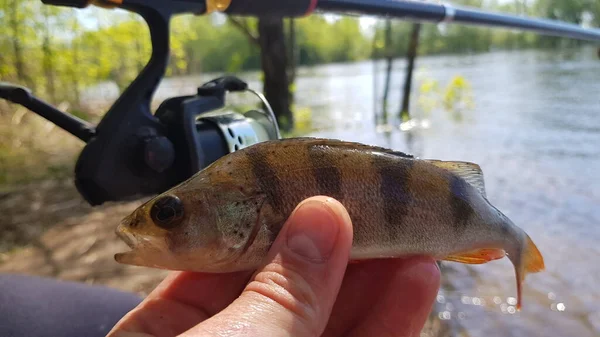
xmin=228 ymin=16 xmax=296 ymax=132
xmin=399 ymin=23 xmax=421 ymax=122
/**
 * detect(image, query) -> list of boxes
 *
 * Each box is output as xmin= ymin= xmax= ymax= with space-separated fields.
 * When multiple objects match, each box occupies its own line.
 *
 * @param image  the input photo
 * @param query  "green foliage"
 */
xmin=415 ymin=78 xmax=441 ymax=118
xmin=180 ymin=15 xmax=261 ymax=73
xmin=411 ymin=75 xmax=474 ymax=122
xmin=280 ymin=106 xmax=318 ymax=138
xmin=443 ymin=76 xmax=475 ymax=122
xmin=295 ymin=15 xmax=371 ymax=65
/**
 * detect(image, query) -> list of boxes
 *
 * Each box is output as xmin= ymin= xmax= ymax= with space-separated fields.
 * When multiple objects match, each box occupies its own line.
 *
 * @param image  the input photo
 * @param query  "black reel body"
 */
xmin=75 ymin=76 xmax=279 ymax=206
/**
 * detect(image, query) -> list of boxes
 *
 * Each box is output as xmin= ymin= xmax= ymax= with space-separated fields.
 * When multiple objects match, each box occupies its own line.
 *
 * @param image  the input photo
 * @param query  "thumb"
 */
xmin=185 ymin=196 xmax=353 ymax=337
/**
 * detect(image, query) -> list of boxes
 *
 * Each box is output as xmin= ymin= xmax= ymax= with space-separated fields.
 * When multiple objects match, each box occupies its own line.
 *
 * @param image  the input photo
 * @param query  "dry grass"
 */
xmin=0 ymin=103 xmax=86 ymax=188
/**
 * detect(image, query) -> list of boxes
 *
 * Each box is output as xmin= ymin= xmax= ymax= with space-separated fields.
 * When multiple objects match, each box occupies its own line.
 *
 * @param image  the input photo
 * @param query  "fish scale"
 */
xmin=114 ymin=137 xmax=545 ymax=310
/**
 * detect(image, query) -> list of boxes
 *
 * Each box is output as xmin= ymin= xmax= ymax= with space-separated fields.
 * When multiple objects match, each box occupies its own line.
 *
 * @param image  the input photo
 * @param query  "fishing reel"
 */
xmin=72 ymin=75 xmax=280 ymax=206
xmin=0 ymin=0 xmax=283 ymax=206
xmin=1 ymin=76 xmax=280 ymax=206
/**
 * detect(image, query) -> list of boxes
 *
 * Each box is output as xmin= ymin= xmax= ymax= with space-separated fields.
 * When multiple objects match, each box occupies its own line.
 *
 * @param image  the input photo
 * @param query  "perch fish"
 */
xmin=115 ymin=137 xmax=544 ymax=309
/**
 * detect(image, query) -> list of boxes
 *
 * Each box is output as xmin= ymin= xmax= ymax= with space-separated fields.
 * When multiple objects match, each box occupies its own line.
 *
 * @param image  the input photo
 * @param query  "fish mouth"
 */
xmin=114 ymin=222 xmax=163 ymax=268
xmin=115 ymin=223 xmax=138 ymax=249
xmin=114 ymin=222 xmax=144 ymax=266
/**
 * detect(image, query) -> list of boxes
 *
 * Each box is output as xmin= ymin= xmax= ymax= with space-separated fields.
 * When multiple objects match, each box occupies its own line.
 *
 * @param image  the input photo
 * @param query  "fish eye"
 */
xmin=150 ymin=195 xmax=184 ymax=229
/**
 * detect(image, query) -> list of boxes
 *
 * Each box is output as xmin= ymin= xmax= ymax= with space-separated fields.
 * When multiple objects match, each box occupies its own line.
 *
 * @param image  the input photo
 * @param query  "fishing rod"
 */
xmin=221 ymin=0 xmax=600 ymax=42
xmin=1 ymin=0 xmax=599 ymax=206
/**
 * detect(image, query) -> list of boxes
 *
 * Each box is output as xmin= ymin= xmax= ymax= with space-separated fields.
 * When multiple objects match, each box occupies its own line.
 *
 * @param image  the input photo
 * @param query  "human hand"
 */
xmin=106 ymin=196 xmax=441 ymax=337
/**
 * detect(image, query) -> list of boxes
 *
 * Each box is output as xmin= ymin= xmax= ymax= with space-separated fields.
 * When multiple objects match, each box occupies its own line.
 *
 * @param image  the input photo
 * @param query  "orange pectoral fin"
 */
xmin=443 ymin=248 xmax=506 ymax=264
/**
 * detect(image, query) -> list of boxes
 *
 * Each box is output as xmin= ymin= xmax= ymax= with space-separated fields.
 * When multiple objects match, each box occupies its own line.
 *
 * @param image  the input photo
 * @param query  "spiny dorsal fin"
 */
xmin=425 ymin=160 xmax=487 ymax=197
xmin=282 ymin=137 xmax=414 ymax=158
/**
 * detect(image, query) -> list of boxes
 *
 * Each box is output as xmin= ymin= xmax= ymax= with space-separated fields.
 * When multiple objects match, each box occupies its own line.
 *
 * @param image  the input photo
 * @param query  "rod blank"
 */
xmin=315 ymin=0 xmax=600 ymax=43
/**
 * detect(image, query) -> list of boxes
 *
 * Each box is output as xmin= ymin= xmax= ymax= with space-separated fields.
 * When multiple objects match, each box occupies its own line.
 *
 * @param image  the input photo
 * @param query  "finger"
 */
xmin=184 ymin=196 xmax=354 ymax=337
xmin=346 ymin=257 xmax=440 ymax=337
xmin=322 ymin=257 xmax=439 ymax=336
xmin=156 ymin=270 xmax=253 ymax=314
xmin=321 ymin=259 xmax=414 ymax=336
xmin=107 ymin=271 xmax=252 ymax=337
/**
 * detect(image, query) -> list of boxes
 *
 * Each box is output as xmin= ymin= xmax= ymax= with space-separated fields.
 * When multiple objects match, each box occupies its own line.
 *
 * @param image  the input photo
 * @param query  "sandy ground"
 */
xmin=0 ymin=179 xmax=169 ymax=296
xmin=0 ymin=179 xmax=451 ymax=336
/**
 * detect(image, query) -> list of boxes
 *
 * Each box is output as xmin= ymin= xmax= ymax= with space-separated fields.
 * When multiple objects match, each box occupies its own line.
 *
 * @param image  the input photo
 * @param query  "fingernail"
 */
xmin=286 ymin=200 xmax=340 ymax=262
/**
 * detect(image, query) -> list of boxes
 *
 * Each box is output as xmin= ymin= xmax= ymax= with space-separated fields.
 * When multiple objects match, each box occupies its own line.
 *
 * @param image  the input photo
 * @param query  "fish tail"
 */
xmin=509 ymin=231 xmax=545 ymax=311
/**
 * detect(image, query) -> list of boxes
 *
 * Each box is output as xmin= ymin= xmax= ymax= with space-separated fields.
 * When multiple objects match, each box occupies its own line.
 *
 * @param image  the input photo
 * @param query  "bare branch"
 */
xmin=228 ymin=17 xmax=260 ymax=46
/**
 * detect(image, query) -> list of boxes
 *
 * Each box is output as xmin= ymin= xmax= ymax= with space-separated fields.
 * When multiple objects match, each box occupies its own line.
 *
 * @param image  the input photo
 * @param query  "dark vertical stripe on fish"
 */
xmin=245 ymin=147 xmax=284 ymax=214
xmin=449 ymin=175 xmax=474 ymax=231
xmin=373 ymin=154 xmax=414 ymax=241
xmin=307 ymin=145 xmax=343 ymax=200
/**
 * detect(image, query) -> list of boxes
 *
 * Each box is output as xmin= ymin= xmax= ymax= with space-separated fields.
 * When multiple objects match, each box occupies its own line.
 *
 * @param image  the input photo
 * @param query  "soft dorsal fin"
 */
xmin=425 ymin=160 xmax=487 ymax=197
xmin=283 ymin=137 xmax=415 ymax=159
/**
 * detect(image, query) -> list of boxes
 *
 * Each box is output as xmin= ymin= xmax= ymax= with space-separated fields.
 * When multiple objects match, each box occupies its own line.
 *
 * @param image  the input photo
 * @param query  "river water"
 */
xmin=87 ymin=47 xmax=600 ymax=336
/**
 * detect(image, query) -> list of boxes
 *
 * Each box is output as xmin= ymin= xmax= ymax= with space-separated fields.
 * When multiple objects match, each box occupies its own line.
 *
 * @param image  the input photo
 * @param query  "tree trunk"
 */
xmin=399 ymin=23 xmax=421 ymax=122
xmin=258 ymin=17 xmax=293 ymax=132
xmin=381 ymin=19 xmax=393 ymax=125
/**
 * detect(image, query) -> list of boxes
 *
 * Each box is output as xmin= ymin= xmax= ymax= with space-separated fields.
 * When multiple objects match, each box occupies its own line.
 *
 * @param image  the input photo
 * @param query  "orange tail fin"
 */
xmin=515 ymin=234 xmax=545 ymax=310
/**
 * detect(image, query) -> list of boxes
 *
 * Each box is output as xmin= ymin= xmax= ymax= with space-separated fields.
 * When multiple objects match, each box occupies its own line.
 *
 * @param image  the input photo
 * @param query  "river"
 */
xmin=86 ymin=47 xmax=600 ymax=336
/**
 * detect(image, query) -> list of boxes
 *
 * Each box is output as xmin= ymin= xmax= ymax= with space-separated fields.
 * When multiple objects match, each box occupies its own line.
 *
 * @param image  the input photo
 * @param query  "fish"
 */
xmin=114 ymin=137 xmax=544 ymax=309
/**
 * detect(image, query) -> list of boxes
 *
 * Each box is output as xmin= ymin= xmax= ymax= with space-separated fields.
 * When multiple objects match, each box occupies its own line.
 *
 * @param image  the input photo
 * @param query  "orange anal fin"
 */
xmin=443 ymin=248 xmax=506 ymax=264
